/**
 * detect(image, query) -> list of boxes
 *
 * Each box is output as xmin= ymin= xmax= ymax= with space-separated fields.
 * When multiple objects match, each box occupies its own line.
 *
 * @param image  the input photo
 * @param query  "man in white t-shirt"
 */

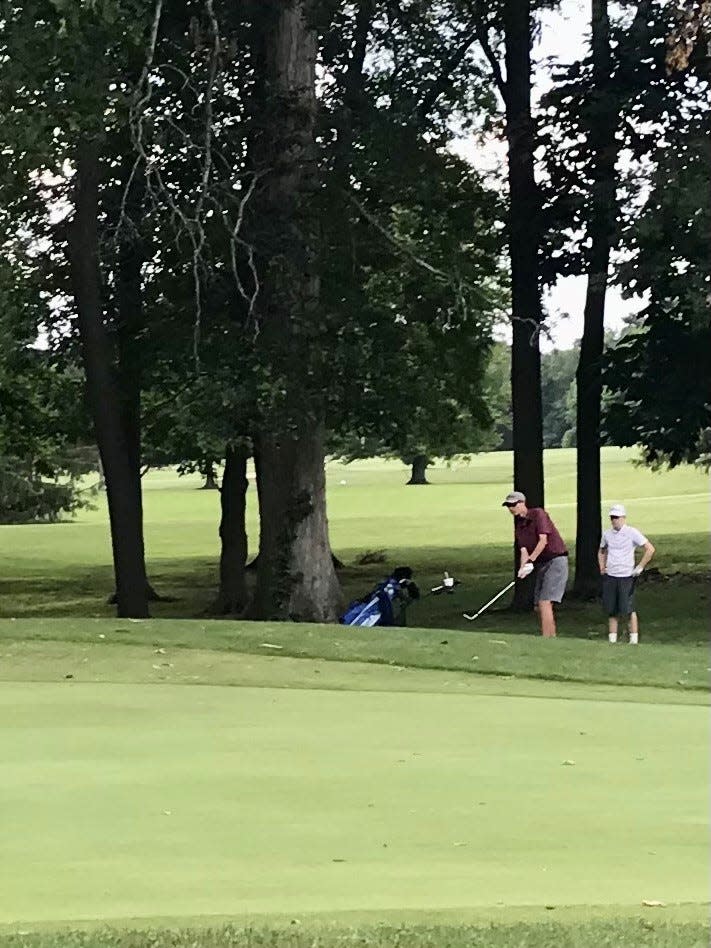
xmin=598 ymin=504 xmax=656 ymax=644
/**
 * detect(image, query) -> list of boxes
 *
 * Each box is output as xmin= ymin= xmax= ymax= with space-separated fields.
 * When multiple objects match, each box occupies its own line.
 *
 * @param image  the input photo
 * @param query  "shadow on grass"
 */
xmin=1 ymin=535 xmax=708 ymax=644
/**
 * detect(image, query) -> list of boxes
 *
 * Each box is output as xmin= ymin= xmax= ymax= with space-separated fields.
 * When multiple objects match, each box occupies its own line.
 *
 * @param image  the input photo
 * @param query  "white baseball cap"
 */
xmin=502 ymin=491 xmax=526 ymax=506
xmin=609 ymin=504 xmax=627 ymax=517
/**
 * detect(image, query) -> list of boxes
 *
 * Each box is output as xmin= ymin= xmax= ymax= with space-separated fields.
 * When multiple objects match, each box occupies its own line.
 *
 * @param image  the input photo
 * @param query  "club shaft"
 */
xmin=464 ymin=580 xmax=516 ymax=620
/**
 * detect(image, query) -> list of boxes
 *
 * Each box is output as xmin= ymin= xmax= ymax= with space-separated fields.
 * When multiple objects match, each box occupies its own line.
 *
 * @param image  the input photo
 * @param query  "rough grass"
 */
xmin=0 ymin=449 xmax=708 ymax=643
xmin=2 ymin=919 xmax=710 ymax=948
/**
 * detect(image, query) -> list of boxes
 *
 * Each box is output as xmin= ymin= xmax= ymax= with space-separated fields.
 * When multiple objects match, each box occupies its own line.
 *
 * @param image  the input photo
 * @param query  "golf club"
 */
xmin=463 ymin=579 xmax=515 ymax=621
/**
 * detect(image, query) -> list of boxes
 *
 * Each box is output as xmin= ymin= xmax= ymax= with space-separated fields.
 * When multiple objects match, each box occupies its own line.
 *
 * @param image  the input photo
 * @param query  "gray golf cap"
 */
xmin=502 ymin=491 xmax=526 ymax=506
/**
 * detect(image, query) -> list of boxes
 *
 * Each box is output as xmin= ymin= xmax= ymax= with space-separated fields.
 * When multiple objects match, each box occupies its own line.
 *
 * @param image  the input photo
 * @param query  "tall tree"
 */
xmin=67 ymin=142 xmax=149 ymax=616
xmin=542 ymin=0 xmax=708 ymax=591
xmin=572 ymin=0 xmax=619 ymax=597
xmin=502 ymin=0 xmax=545 ymax=512
xmin=0 ymin=0 xmax=166 ymax=615
xmin=603 ymin=126 xmax=710 ymax=466
xmin=248 ymin=1 xmax=340 ymax=621
xmin=471 ymin=0 xmax=547 ymax=608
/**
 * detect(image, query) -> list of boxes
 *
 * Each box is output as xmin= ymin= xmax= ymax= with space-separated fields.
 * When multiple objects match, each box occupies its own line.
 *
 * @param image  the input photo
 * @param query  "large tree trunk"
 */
xmin=250 ymin=1 xmax=340 ymax=622
xmin=252 ymin=427 xmax=339 ymax=621
xmin=211 ymin=446 xmax=249 ymax=615
xmin=200 ymin=460 xmax=219 ymax=490
xmin=504 ymin=0 xmax=544 ymax=610
xmin=66 ymin=139 xmax=149 ymax=618
xmin=407 ymin=454 xmax=431 ymax=485
xmin=574 ymin=0 xmax=618 ymax=599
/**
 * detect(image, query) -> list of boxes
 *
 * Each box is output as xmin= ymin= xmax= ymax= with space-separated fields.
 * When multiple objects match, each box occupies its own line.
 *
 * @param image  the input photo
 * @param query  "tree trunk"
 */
xmin=407 ymin=454 xmax=430 ymax=484
xmin=252 ymin=427 xmax=340 ymax=621
xmin=211 ymin=446 xmax=249 ymax=614
xmin=574 ymin=0 xmax=618 ymax=599
xmin=201 ymin=461 xmax=219 ymax=490
xmin=249 ymin=1 xmax=340 ymax=622
xmin=115 ymin=148 xmax=158 ymax=602
xmin=247 ymin=551 xmax=344 ymax=571
xmin=504 ymin=0 xmax=544 ymax=610
xmin=66 ymin=139 xmax=149 ymax=618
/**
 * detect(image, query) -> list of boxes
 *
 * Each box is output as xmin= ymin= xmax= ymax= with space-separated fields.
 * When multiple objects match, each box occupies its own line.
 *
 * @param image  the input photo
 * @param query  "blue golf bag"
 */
xmin=340 ymin=566 xmax=420 ymax=627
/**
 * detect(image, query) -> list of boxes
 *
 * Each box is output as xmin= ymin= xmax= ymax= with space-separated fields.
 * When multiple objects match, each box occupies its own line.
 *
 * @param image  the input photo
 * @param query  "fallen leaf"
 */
xmin=562 ymin=759 xmax=576 ymax=766
xmin=642 ymin=900 xmax=666 ymax=908
xmin=259 ymin=643 xmax=283 ymax=650
xmin=489 ymin=639 xmax=509 ymax=645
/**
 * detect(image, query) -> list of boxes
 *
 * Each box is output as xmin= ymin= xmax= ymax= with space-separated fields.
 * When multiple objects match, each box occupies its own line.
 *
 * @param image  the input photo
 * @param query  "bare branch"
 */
xmin=116 ymin=0 xmax=164 ymax=242
xmin=225 ymin=171 xmax=263 ymax=328
xmin=191 ymin=0 xmax=222 ymax=369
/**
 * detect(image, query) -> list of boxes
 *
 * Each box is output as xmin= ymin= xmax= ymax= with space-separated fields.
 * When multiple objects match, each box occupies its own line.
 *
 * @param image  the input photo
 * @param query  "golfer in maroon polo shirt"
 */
xmin=502 ymin=490 xmax=569 ymax=638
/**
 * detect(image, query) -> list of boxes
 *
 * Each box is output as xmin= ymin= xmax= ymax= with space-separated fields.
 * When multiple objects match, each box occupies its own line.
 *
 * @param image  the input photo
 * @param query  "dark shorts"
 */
xmin=534 ymin=556 xmax=568 ymax=604
xmin=602 ymin=575 xmax=636 ymax=616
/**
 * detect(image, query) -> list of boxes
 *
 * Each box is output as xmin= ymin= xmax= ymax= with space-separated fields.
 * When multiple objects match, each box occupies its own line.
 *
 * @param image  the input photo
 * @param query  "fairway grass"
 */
xmin=0 ymin=448 xmax=708 ymax=643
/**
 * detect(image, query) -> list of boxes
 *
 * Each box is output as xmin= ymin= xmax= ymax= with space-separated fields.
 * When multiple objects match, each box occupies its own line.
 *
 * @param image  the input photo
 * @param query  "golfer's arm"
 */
xmin=528 ymin=534 xmax=548 ymax=564
xmin=598 ymin=548 xmax=607 ymax=574
xmin=638 ymin=541 xmax=655 ymax=569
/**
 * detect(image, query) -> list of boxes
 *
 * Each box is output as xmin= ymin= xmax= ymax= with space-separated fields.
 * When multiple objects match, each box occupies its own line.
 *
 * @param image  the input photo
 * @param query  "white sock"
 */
xmin=629 ymin=632 xmax=639 ymax=645
xmin=608 ymin=631 xmax=618 ymax=643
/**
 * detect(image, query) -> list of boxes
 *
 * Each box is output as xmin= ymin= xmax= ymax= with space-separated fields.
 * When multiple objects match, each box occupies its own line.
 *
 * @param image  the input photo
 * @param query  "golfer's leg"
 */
xmin=629 ymin=611 xmax=639 ymax=644
xmin=539 ymin=600 xmax=556 ymax=637
xmin=608 ymin=616 xmax=618 ymax=643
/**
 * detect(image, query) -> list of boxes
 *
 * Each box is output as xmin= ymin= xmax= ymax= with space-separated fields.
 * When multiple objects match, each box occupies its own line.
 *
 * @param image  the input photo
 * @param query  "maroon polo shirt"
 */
xmin=514 ymin=507 xmax=568 ymax=562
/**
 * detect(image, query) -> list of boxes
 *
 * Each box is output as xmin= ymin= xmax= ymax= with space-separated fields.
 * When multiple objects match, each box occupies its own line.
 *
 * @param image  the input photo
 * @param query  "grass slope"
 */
xmin=1 ymin=618 xmax=708 ymax=691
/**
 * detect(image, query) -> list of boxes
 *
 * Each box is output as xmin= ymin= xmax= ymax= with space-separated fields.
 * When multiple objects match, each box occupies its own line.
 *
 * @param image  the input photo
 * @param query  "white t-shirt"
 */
xmin=600 ymin=524 xmax=648 ymax=578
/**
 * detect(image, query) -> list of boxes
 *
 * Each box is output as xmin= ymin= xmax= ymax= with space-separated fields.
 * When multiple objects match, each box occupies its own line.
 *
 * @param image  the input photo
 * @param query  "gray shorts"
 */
xmin=534 ymin=556 xmax=568 ymax=604
xmin=602 ymin=575 xmax=636 ymax=616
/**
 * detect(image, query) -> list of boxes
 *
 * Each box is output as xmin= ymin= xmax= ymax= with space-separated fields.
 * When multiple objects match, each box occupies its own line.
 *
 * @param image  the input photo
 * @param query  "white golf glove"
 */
xmin=518 ymin=562 xmax=534 ymax=579
xmin=632 ymin=565 xmax=644 ymax=577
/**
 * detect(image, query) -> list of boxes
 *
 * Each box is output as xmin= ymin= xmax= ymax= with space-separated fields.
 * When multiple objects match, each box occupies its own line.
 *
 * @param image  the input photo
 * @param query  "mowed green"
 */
xmin=1 ymin=659 xmax=708 ymax=927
